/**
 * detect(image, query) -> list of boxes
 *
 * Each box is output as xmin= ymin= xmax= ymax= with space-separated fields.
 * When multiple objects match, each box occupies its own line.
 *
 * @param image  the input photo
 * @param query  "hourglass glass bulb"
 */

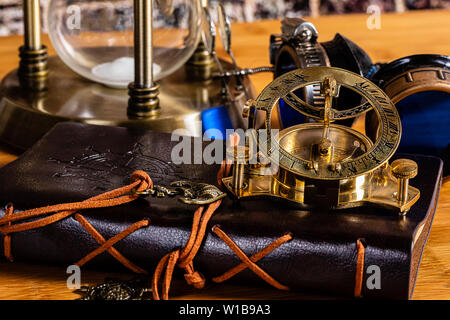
xmin=47 ymin=0 xmax=201 ymax=88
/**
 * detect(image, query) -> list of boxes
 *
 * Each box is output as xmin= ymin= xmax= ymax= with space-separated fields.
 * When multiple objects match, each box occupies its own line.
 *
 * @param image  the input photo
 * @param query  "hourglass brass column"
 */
xmin=19 ymin=0 xmax=48 ymax=90
xmin=128 ymin=0 xmax=160 ymax=118
xmin=186 ymin=0 xmax=214 ymax=80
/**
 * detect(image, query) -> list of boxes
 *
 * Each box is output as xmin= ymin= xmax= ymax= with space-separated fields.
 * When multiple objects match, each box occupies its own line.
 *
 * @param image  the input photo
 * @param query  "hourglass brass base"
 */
xmin=0 ymin=56 xmax=254 ymax=150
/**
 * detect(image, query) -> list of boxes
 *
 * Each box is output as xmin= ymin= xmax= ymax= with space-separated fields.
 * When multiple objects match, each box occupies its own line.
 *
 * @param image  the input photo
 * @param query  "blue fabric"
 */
xmin=278 ymin=98 xmax=307 ymax=128
xmin=201 ymin=105 xmax=233 ymax=139
xmin=396 ymin=91 xmax=450 ymax=156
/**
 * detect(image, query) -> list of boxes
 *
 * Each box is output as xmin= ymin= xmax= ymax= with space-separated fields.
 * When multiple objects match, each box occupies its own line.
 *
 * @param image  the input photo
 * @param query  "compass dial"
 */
xmin=254 ymin=66 xmax=401 ymax=180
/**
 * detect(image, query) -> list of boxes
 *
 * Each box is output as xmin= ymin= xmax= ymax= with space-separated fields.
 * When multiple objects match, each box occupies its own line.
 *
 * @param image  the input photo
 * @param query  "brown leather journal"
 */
xmin=0 ymin=122 xmax=443 ymax=299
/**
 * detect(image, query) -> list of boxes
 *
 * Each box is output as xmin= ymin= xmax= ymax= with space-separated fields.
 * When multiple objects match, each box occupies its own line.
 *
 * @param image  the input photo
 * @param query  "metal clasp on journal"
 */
xmin=133 ymin=180 xmax=226 ymax=206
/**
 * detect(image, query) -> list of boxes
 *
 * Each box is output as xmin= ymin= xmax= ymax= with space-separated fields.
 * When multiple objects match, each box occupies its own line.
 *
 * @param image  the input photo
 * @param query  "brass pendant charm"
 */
xmin=133 ymin=181 xmax=226 ymax=205
xmin=223 ymin=66 xmax=420 ymax=214
xmin=74 ymin=276 xmax=151 ymax=300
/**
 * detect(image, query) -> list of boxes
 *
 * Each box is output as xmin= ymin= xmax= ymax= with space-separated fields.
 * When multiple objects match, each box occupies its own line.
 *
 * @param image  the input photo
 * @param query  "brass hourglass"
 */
xmin=0 ymin=0 xmax=254 ymax=149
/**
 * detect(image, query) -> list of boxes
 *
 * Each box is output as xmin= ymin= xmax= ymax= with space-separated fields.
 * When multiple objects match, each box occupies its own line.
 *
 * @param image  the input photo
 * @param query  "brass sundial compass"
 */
xmin=223 ymin=66 xmax=420 ymax=214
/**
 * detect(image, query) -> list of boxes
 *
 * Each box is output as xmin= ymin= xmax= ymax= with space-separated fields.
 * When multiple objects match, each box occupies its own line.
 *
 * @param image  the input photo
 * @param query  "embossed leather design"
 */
xmin=0 ymin=123 xmax=443 ymax=299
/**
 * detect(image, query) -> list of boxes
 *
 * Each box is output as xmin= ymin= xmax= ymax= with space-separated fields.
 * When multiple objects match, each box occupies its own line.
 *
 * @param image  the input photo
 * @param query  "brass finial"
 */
xmin=19 ymin=0 xmax=48 ymax=90
xmin=128 ymin=0 xmax=160 ymax=118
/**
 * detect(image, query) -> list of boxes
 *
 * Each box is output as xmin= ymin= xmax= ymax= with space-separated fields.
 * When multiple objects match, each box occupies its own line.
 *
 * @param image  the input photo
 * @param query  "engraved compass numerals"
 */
xmin=253 ymin=67 xmax=402 ymax=180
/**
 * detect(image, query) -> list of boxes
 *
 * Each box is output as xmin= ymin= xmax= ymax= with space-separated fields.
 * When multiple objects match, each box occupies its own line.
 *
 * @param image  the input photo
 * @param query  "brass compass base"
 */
xmin=0 ymin=56 xmax=254 ymax=150
xmin=222 ymin=167 xmax=420 ymax=214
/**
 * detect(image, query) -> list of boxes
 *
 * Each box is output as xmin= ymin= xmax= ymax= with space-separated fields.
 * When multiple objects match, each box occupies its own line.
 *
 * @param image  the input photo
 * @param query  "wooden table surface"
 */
xmin=0 ymin=9 xmax=449 ymax=300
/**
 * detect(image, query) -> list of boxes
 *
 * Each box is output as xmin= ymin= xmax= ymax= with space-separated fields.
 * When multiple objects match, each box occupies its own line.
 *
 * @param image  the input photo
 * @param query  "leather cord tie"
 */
xmin=152 ymin=142 xmax=292 ymax=299
xmin=211 ymin=226 xmax=292 ymax=290
xmin=2 ymin=203 xmax=14 ymax=262
xmin=74 ymin=213 xmax=149 ymax=274
xmin=152 ymin=200 xmax=222 ymax=300
xmin=0 ymin=170 xmax=152 ymax=272
xmin=155 ymin=132 xmax=234 ymax=299
xmin=154 ymin=131 xmax=233 ymax=300
xmin=151 ymin=205 xmax=293 ymax=299
xmin=354 ymin=238 xmax=366 ymax=298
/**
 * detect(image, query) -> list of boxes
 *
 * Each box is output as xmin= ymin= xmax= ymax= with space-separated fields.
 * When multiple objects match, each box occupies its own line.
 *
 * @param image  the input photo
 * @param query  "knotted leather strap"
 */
xmin=74 ymin=213 xmax=149 ymax=274
xmin=0 ymin=170 xmax=152 ymax=271
xmin=211 ymin=227 xmax=292 ymax=290
xmin=354 ymin=239 xmax=366 ymax=297
xmin=152 ymin=200 xmax=222 ymax=300
xmin=3 ymin=203 xmax=13 ymax=262
xmin=152 ymin=134 xmax=293 ymax=299
xmin=0 ymin=170 xmax=151 ymax=234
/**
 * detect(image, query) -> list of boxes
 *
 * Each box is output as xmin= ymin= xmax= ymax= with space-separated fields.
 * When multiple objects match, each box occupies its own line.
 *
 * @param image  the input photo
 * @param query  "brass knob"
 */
xmin=318 ymin=138 xmax=332 ymax=156
xmin=391 ymin=159 xmax=418 ymax=180
xmin=391 ymin=159 xmax=418 ymax=206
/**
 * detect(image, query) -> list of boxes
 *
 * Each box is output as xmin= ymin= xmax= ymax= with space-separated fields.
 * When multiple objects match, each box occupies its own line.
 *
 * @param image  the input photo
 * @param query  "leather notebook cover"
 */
xmin=0 ymin=122 xmax=443 ymax=299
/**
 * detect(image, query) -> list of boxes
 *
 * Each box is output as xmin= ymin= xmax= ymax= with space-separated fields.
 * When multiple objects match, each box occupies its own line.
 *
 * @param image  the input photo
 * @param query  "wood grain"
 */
xmin=0 ymin=10 xmax=449 ymax=300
